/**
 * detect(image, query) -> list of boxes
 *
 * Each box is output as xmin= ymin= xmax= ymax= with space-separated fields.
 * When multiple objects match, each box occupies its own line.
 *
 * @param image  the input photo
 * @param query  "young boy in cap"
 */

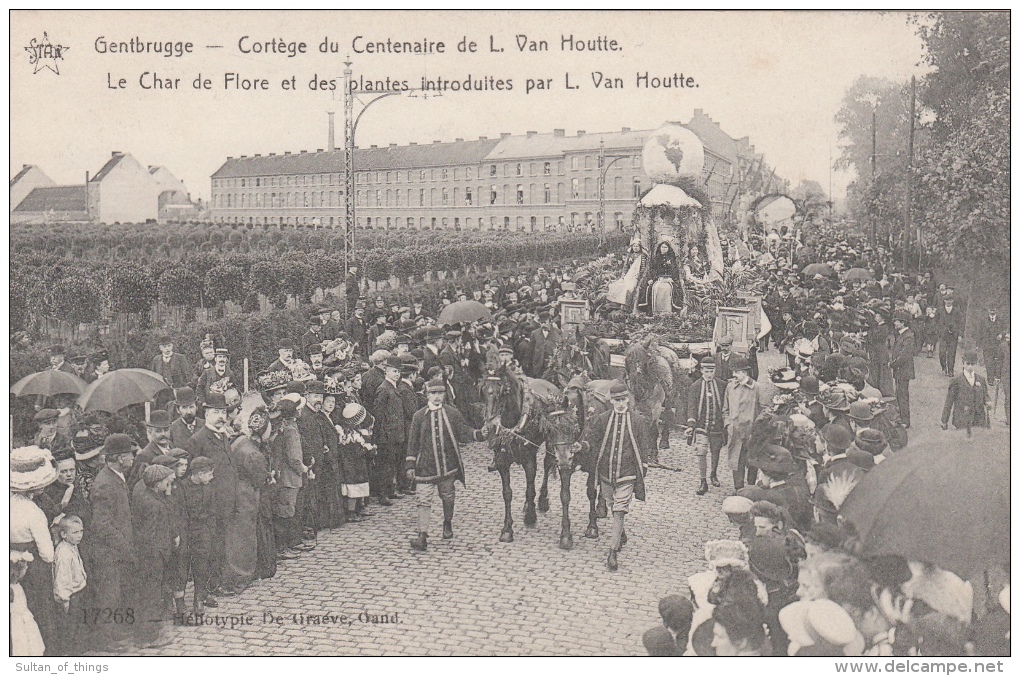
xmin=404 ymin=378 xmax=487 ymax=551
xmin=181 ymin=456 xmax=217 ymax=611
xmin=575 ymin=380 xmax=652 ymax=571
xmin=132 ymin=464 xmax=177 ymax=647
xmin=687 ymin=356 xmax=726 ymax=495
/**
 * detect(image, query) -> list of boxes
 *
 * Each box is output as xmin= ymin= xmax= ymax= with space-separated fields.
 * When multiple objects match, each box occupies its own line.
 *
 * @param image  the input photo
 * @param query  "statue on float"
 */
xmin=607 ymin=122 xmax=726 ymax=316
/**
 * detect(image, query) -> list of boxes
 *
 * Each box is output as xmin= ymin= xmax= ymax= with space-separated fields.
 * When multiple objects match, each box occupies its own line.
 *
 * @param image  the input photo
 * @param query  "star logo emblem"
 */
xmin=25 ymin=32 xmax=69 ymax=75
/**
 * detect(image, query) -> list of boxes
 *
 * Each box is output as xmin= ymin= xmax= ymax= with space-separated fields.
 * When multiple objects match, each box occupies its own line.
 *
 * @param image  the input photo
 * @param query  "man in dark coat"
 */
xmin=47 ymin=344 xmax=78 ymax=374
xmin=373 ymin=356 xmax=407 ymax=505
xmin=978 ymin=307 xmax=1006 ymax=382
xmin=345 ymin=302 xmax=369 ymax=359
xmin=184 ymin=392 xmax=238 ymax=596
xmin=936 ymin=294 xmax=964 ymax=376
xmin=889 ymin=311 xmax=916 ymax=428
xmin=297 ymin=381 xmax=327 ymax=541
xmin=195 ymin=349 xmax=236 ymax=406
xmin=267 ymin=339 xmax=298 ymax=373
xmin=86 ymin=434 xmax=138 ymax=649
xmin=150 ymin=337 xmax=192 ymax=389
xmin=404 ymin=378 xmax=487 ymax=551
xmin=421 ymin=329 xmax=444 ymax=378
xmin=715 ymin=334 xmax=736 ymax=385
xmin=941 ymin=350 xmax=990 ymax=435
xmin=128 ymin=410 xmax=174 ymax=489
xmin=360 ymin=350 xmax=389 ymax=414
xmin=32 ymin=408 xmax=71 ymax=452
xmin=397 ymin=355 xmax=423 ymax=494
xmin=180 ymin=456 xmax=218 ymax=611
xmin=131 ymin=465 xmax=175 ymax=647
xmin=524 ymin=312 xmax=562 ymax=378
xmin=576 ymin=380 xmax=652 ymax=572
xmin=169 ymin=387 xmax=201 ymax=448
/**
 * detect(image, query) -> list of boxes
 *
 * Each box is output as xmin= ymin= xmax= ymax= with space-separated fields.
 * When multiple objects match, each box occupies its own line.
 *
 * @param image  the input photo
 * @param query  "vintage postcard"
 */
xmin=8 ymin=9 xmax=1011 ymax=666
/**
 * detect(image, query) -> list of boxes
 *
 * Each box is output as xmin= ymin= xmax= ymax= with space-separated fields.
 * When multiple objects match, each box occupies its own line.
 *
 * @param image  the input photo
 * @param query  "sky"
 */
xmin=10 ymin=11 xmax=930 ymax=203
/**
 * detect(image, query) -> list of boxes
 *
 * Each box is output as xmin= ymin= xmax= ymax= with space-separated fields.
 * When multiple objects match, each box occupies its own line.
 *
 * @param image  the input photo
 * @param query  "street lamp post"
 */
xmin=342 ymin=59 xmax=405 ymax=282
xmin=597 ymin=138 xmax=635 ymax=241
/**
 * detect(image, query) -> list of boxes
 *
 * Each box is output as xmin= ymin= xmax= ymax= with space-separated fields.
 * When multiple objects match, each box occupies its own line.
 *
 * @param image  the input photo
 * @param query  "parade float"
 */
xmin=569 ymin=122 xmax=768 ymax=373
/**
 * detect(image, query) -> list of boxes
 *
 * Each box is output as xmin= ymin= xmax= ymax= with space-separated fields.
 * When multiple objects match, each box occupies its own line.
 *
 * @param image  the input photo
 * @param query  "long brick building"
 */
xmin=209 ymin=110 xmax=783 ymax=231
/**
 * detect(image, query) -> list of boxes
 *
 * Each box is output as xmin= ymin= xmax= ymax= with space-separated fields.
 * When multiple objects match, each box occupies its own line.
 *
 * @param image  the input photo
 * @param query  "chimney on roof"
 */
xmin=269 ymin=153 xmax=276 ymax=156
xmin=254 ymin=154 xmax=261 ymax=157
xmin=409 ymin=142 xmax=417 ymax=146
xmin=241 ymin=155 xmax=247 ymax=158
xmin=621 ymin=127 xmax=631 ymax=133
xmin=576 ymin=130 xmax=586 ymax=137
xmin=455 ymin=138 xmax=463 ymax=142
xmin=227 ymin=156 xmax=233 ymax=160
xmin=553 ymin=129 xmax=565 ymax=138
xmin=526 ymin=131 xmax=537 ymax=138
xmin=284 ymin=151 xmax=291 ymax=155
xmin=433 ymin=140 xmax=442 ymax=144
xmin=327 ymin=111 xmax=336 ymax=152
xmin=112 ymin=151 xmax=122 ymax=157
xmin=478 ymin=136 xmax=487 ymax=141
xmin=389 ymin=143 xmax=397 ymax=148
xmin=500 ymin=133 xmax=511 ymax=139
xmin=300 ymin=150 xmax=307 ymax=154
xmin=316 ymin=149 xmax=323 ymax=152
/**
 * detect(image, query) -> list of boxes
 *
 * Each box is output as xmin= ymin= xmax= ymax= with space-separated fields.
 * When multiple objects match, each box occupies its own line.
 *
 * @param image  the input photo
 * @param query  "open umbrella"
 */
xmin=840 ymin=435 xmax=1009 ymax=579
xmin=801 ymin=263 xmax=834 ymax=277
xmin=438 ymin=300 xmax=491 ymax=326
xmin=77 ymin=368 xmax=171 ymax=413
xmin=844 ymin=267 xmax=874 ymax=282
xmin=10 ymin=370 xmax=87 ymax=398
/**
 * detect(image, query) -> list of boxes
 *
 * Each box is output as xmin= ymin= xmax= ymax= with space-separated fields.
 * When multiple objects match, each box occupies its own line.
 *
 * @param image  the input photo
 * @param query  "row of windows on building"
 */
xmin=213 ymin=174 xmax=343 ymax=190
xmin=356 ymin=178 xmax=644 ymax=208
xmin=211 ymin=211 xmax=627 ymax=230
xmin=355 ymin=155 xmax=642 ymax=186
xmin=213 ymin=177 xmax=645 ymax=211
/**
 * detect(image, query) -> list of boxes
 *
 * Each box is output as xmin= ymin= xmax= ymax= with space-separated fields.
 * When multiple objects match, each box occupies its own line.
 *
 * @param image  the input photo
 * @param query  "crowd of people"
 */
xmin=9 ymin=223 xmax=1010 ymax=657
xmin=636 ymin=226 xmax=1009 ymax=657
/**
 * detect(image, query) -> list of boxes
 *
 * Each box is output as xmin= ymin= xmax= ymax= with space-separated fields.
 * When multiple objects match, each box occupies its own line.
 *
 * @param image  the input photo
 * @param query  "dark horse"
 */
xmin=480 ymin=368 xmax=557 ymax=543
xmin=540 ymin=400 xmax=602 ymax=549
xmin=544 ymin=326 xmax=613 ymax=389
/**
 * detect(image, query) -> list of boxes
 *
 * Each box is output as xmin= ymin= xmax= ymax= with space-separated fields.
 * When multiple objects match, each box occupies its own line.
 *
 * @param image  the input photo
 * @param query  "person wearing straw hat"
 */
xmin=339 ymin=403 xmax=375 ymax=522
xmin=86 ymin=433 xmax=139 ymax=650
xmin=575 ymin=380 xmax=652 ymax=572
xmin=196 ymin=347 xmax=236 ymax=407
xmin=11 ymin=445 xmax=60 ymax=654
xmin=404 ymin=377 xmax=488 ymax=551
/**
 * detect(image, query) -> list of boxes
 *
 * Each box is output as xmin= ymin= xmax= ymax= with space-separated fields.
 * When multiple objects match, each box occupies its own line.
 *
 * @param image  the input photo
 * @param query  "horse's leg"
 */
xmin=559 ymin=466 xmax=573 ymax=550
xmin=584 ymin=470 xmax=600 ymax=538
xmin=523 ymin=452 xmax=538 ymax=527
xmin=498 ymin=466 xmax=514 ymax=543
xmin=537 ymin=450 xmax=554 ymax=513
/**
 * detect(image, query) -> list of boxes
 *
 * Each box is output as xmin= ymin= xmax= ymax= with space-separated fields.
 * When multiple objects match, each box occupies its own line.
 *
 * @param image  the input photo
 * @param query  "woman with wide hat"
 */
xmin=11 ymin=445 xmax=59 ymax=654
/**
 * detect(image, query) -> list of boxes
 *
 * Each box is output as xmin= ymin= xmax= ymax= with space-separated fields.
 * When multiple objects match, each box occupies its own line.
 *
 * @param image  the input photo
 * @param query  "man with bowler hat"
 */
xmin=373 ymin=355 xmax=408 ymax=505
xmin=941 ymin=350 xmax=990 ymax=435
xmin=86 ymin=434 xmax=138 ymax=650
xmin=184 ymin=391 xmax=238 ymax=597
xmin=128 ymin=410 xmax=174 ymax=489
xmin=169 ymin=387 xmax=201 ymax=448
xmin=723 ymin=354 xmax=770 ymax=491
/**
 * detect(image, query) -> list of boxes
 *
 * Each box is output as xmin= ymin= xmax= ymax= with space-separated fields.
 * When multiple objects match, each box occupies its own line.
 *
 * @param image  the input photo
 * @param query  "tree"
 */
xmin=911 ymin=12 xmax=1009 ymax=274
xmin=790 ymin=180 xmax=829 ymax=222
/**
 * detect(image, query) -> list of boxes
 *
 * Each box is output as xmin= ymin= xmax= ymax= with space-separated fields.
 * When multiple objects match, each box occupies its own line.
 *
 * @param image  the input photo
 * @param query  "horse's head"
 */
xmin=480 ymin=376 xmax=504 ymax=426
xmin=541 ymin=409 xmax=579 ymax=471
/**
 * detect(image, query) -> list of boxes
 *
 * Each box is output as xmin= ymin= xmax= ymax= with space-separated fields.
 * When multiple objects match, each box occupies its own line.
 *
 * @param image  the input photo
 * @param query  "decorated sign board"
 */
xmin=715 ymin=306 xmax=753 ymax=352
xmin=559 ymin=298 xmax=589 ymax=331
